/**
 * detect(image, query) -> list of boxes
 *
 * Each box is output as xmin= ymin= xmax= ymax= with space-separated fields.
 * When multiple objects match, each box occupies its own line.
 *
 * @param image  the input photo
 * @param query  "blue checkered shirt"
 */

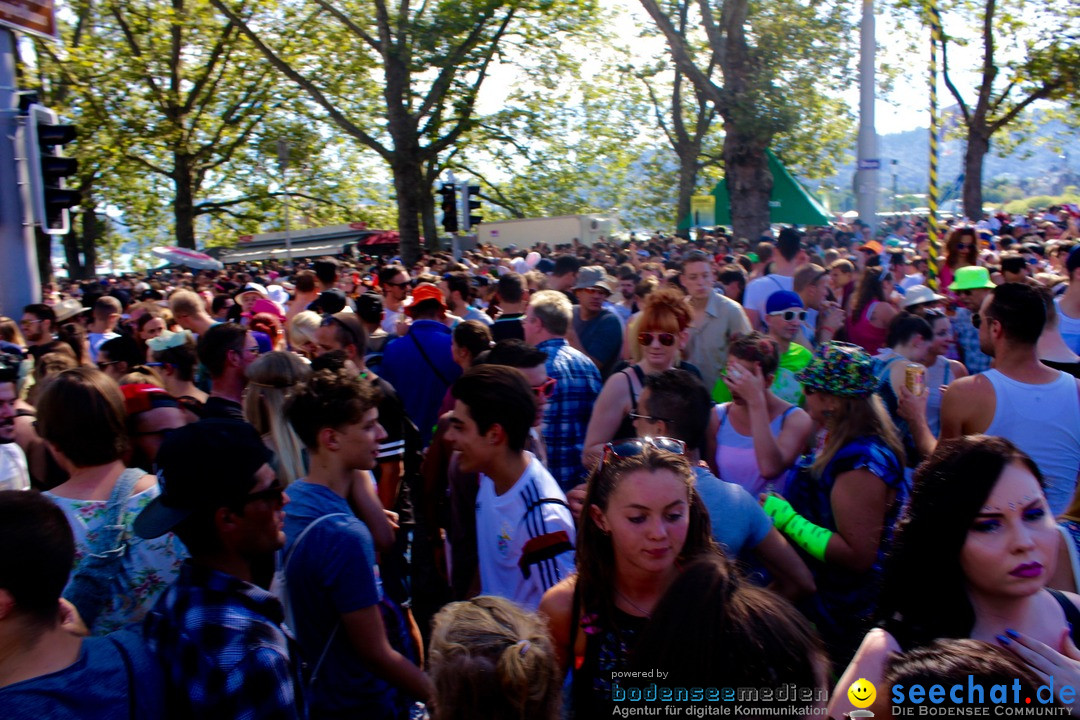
xmin=537 ymin=338 xmax=602 ymax=491
xmin=952 ymin=307 xmax=992 ymax=374
xmin=143 ymin=561 xmax=305 ymax=720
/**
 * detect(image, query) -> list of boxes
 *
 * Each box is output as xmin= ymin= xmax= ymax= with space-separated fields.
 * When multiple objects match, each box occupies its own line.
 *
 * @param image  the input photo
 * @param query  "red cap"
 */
xmin=406 ymin=283 xmax=447 ymax=316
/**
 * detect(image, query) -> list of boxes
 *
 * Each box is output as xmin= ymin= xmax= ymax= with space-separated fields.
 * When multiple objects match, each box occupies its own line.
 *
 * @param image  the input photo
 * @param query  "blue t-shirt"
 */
xmin=283 ymin=481 xmax=398 ymax=718
xmin=0 ymin=631 xmax=163 ymax=719
xmin=692 ymin=465 xmax=772 ymax=557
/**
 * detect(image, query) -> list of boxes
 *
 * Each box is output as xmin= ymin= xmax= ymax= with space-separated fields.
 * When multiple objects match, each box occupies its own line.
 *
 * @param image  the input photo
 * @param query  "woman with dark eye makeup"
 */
xmin=829 ymin=435 xmax=1080 ymax=718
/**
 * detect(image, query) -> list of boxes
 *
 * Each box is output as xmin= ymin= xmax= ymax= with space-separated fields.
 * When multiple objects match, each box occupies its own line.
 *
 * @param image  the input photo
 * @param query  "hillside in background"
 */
xmin=810 ymin=109 xmax=1080 ymax=210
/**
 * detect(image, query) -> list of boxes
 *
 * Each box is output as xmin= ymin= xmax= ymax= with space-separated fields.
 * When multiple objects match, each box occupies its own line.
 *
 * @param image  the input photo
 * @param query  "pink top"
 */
xmin=847 ymin=301 xmax=888 ymax=355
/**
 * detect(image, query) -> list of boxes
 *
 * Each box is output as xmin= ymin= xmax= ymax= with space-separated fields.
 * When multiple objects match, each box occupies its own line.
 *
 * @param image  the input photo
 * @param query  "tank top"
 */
xmin=983 ymin=369 xmax=1080 ymax=515
xmin=568 ymin=588 xmax=649 ymax=718
xmin=848 ymin=301 xmax=888 ymax=355
xmin=714 ymin=403 xmax=798 ymax=497
xmin=924 ymin=356 xmax=953 ymax=437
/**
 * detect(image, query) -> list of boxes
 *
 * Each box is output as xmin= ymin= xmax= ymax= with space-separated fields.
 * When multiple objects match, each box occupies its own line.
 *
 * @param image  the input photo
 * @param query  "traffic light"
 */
xmin=21 ymin=104 xmax=80 ymax=235
xmin=439 ymin=183 xmax=458 ymax=233
xmin=464 ymin=185 xmax=482 ymax=231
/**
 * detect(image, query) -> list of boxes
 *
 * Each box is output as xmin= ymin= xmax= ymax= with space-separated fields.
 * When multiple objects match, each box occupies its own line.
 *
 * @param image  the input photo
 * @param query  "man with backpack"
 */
xmin=284 ymin=368 xmax=433 ymax=719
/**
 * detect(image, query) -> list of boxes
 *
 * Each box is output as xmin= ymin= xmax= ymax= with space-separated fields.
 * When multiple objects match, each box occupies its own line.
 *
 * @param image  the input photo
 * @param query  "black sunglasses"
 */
xmin=244 ymin=480 xmax=286 ymax=506
xmin=638 ymin=332 xmax=676 ymax=347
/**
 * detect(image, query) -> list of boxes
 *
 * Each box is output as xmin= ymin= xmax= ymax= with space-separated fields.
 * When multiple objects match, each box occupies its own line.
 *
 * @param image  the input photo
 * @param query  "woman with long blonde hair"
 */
xmin=762 ymin=342 xmax=905 ymax=671
xmin=243 ymin=350 xmax=309 ymax=484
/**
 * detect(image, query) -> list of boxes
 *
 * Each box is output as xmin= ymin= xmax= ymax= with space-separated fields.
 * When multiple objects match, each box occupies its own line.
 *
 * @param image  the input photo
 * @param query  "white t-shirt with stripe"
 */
xmin=476 ymin=453 xmax=576 ymax=611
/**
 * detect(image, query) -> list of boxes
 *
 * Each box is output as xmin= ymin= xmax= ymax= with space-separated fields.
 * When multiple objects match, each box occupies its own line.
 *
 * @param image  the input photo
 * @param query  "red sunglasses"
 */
xmin=532 ymin=377 xmax=557 ymax=399
xmin=638 ymin=332 xmax=676 ymax=347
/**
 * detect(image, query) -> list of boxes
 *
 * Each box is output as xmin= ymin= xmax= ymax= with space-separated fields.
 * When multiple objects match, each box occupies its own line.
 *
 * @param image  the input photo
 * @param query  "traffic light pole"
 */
xmin=0 ymin=28 xmax=41 ymax=316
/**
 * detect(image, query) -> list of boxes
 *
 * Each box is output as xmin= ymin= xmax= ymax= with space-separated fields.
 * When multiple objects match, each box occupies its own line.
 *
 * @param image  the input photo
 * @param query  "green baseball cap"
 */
xmin=947 ymin=266 xmax=996 ymax=292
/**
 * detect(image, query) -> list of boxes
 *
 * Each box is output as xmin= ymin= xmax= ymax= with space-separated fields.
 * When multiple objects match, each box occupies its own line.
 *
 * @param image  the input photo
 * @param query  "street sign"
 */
xmin=0 ymin=0 xmax=57 ymax=41
xmin=858 ymin=159 xmax=881 ymax=170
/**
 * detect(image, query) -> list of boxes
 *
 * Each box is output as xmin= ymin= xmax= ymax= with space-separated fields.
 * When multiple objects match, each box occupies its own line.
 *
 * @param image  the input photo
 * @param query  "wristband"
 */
xmin=781 ymin=513 xmax=834 ymax=562
xmin=762 ymin=494 xmax=797 ymax=530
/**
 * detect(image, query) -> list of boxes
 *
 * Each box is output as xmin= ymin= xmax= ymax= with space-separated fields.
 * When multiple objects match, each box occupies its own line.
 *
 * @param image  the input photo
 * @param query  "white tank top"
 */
xmin=983 ymin=369 xmax=1080 ymax=515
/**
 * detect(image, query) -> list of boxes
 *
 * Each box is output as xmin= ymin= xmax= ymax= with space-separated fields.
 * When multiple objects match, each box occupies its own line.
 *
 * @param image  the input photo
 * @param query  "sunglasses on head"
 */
xmin=531 ymin=377 xmax=557 ymax=399
xmin=603 ymin=436 xmax=686 ymax=462
xmin=321 ymin=314 xmax=363 ymax=348
xmin=768 ymin=309 xmax=807 ymax=322
xmin=638 ymin=332 xmax=676 ymax=347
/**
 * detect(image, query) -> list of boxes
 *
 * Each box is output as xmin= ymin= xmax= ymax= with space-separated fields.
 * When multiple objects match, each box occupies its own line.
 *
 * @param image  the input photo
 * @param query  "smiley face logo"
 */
xmin=847 ymin=678 xmax=876 ymax=708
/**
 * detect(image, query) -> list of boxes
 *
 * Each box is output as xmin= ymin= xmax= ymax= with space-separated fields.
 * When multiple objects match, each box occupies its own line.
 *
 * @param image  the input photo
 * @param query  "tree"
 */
xmin=633 ymin=2 xmax=723 ymax=231
xmin=637 ymin=0 xmax=854 ymax=239
xmin=210 ymin=0 xmax=598 ymax=266
xmin=930 ymin=0 xmax=1080 ymax=219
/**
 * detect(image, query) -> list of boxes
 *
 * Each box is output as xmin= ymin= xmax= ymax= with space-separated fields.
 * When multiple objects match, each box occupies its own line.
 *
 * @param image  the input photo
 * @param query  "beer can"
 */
xmin=905 ymin=363 xmax=925 ymax=396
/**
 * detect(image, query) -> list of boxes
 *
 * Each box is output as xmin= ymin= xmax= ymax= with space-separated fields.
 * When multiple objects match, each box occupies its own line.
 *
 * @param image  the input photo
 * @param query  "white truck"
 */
xmin=475 ymin=214 xmax=617 ymax=249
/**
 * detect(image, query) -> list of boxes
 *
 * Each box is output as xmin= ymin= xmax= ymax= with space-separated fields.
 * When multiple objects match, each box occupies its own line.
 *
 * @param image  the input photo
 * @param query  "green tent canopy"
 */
xmin=679 ymin=149 xmax=831 ymax=230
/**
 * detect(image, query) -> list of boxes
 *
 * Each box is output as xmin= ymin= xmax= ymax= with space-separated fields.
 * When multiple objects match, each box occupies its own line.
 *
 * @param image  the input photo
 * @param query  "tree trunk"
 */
xmin=391 ymin=154 xmax=425 ymax=267
xmin=675 ymin=146 xmax=698 ymax=228
xmin=35 ymin=229 xmax=53 ymax=287
xmin=962 ymin=128 xmax=990 ymax=222
xmin=63 ymin=220 xmax=84 ymax=280
xmin=723 ymin=127 xmax=772 ymax=242
xmin=81 ymin=205 xmax=99 ymax=278
xmin=173 ymin=155 xmax=196 ymax=249
xmin=421 ymin=186 xmax=438 ymax=252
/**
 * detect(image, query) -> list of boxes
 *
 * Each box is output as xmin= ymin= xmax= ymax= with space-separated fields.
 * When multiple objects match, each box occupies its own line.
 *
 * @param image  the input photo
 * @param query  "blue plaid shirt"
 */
xmin=537 ymin=338 xmax=602 ymax=490
xmin=144 ymin=561 xmax=305 ymax=720
xmin=952 ymin=308 xmax=992 ymax=374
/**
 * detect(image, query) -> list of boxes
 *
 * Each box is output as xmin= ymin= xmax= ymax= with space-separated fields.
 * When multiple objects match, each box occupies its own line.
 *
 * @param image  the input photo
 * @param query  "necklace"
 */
xmin=615 ymin=588 xmax=653 ymax=619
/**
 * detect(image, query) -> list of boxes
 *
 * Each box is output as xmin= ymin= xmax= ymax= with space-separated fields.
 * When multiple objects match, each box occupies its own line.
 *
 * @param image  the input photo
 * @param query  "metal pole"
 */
xmin=276 ymin=139 xmax=292 ymax=267
xmin=0 ymin=29 xmax=40 ymax=316
xmin=855 ymin=0 xmax=879 ymax=230
xmin=926 ymin=3 xmax=942 ymax=290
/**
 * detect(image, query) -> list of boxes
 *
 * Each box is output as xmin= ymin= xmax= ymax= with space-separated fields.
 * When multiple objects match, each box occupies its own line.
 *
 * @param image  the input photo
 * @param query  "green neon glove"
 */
xmin=761 ymin=494 xmax=833 ymax=562
xmin=762 ymin=494 xmax=797 ymax=529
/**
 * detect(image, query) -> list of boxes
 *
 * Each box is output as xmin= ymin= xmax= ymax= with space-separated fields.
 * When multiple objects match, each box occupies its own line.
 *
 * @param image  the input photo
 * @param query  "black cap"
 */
xmin=355 ymin=292 xmax=384 ymax=324
xmin=133 ymin=419 xmax=274 ymax=539
xmin=307 ymin=288 xmax=348 ymax=315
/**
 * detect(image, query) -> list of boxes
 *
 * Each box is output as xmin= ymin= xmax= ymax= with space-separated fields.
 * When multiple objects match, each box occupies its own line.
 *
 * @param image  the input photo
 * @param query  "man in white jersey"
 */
xmin=941 ymin=282 xmax=1080 ymax=514
xmin=445 ymin=365 xmax=575 ymax=610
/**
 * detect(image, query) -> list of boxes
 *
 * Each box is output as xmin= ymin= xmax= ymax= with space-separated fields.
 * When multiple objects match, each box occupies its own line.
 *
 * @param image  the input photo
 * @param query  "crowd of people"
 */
xmin=2 ymin=206 xmax=1080 ymax=719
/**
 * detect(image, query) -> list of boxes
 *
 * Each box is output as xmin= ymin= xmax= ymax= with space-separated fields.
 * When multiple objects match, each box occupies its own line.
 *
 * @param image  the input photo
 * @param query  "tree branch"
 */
xmin=108 ymin=4 xmax=171 ymax=114
xmin=311 ymin=0 xmax=382 ymax=51
xmin=455 ymin=165 xmax=524 ymax=218
xmin=209 ymin=0 xmax=392 ymax=160
xmin=940 ymin=36 xmax=971 ymax=126
xmin=427 ymin=10 xmax=516 ymax=156
xmin=637 ymin=0 xmax=725 ymax=111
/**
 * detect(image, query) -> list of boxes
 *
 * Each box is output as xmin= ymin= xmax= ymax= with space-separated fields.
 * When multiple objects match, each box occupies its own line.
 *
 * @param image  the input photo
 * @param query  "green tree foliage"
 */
xmin=27 ymin=0 xmax=373 ymax=262
xmin=637 ymin=0 xmax=854 ymax=239
xmin=896 ymin=0 xmax=1080 ymax=219
xmin=211 ymin=0 xmax=599 ymax=265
